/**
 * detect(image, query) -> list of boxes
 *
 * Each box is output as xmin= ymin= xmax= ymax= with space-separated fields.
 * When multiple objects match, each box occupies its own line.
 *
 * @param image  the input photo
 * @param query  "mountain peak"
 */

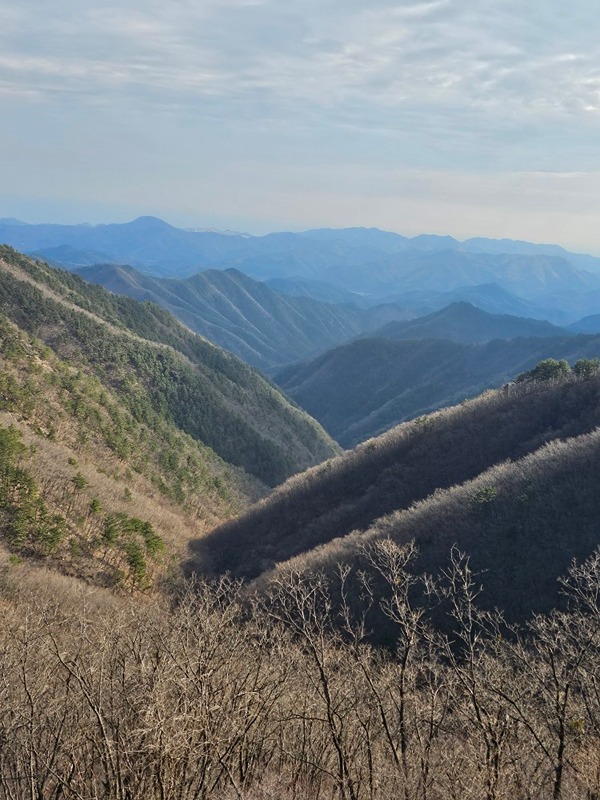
xmin=127 ymin=216 xmax=174 ymax=230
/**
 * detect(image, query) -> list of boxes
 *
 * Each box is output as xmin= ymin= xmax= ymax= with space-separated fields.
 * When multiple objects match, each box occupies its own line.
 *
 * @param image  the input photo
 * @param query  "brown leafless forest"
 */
xmin=2 ymin=540 xmax=600 ymax=800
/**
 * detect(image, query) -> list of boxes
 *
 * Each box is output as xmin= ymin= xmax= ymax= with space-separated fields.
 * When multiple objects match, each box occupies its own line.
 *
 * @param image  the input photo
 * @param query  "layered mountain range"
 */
xmin=3 ymin=221 xmax=600 ymax=798
xmin=4 ymin=217 xmax=600 ymax=451
xmin=2 ymin=215 xmax=600 ymax=322
xmin=71 ymin=263 xmax=411 ymax=371
xmin=275 ymin=303 xmax=600 ymax=445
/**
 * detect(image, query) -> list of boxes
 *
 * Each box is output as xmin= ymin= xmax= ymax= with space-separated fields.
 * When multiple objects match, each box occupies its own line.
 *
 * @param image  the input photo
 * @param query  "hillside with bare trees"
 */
xmin=198 ymin=370 xmax=600 ymax=594
xmin=2 ymin=537 xmax=600 ymax=799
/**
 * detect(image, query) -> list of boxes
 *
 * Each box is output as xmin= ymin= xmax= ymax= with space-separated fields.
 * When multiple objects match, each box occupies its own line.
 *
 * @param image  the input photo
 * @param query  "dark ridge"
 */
xmin=194 ymin=374 xmax=600 ymax=579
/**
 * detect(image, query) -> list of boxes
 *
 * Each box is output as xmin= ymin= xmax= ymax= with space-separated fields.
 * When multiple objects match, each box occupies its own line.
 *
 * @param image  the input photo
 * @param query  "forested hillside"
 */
xmin=268 ymin=421 xmax=600 ymax=625
xmin=0 ymin=246 xmax=339 ymax=590
xmin=0 ymin=247 xmax=339 ymax=485
xmin=74 ymin=263 xmax=408 ymax=370
xmin=276 ymin=332 xmax=600 ymax=445
xmin=0 ymin=312 xmax=257 ymax=590
xmin=197 ymin=371 xmax=600 ymax=585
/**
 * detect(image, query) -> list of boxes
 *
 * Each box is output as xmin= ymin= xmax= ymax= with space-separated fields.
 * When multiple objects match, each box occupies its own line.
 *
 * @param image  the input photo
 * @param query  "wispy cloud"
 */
xmin=3 ymin=0 xmax=599 ymax=122
xmin=2 ymin=0 xmax=600 ymax=245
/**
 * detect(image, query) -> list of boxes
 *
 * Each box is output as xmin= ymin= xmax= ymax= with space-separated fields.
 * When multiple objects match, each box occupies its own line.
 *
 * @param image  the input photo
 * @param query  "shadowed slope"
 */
xmin=276 ymin=333 xmax=600 ymax=445
xmin=267 ymin=424 xmax=600 ymax=624
xmin=195 ymin=375 xmax=600 ymax=580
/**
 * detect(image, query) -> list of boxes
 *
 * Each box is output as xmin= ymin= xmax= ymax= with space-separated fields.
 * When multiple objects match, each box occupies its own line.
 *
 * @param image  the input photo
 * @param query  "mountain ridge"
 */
xmin=365 ymin=301 xmax=569 ymax=344
xmin=196 ymin=372 xmax=600 ymax=590
xmin=0 ymin=247 xmax=339 ymax=485
xmin=73 ymin=262 xmax=412 ymax=370
xmin=275 ymin=329 xmax=600 ymax=445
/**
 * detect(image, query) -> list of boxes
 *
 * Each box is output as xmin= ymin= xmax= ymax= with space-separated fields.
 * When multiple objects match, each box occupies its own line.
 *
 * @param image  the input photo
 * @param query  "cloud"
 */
xmin=2 ymin=0 xmax=600 ymax=248
xmin=2 ymin=0 xmax=599 ymax=124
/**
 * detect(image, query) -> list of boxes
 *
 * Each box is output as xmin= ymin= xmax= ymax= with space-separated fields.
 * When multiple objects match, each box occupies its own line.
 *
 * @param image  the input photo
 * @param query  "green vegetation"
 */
xmin=4 ymin=240 xmax=600 ymax=798
xmin=574 ymin=357 xmax=600 ymax=377
xmin=103 ymin=512 xmax=164 ymax=587
xmin=0 ymin=246 xmax=339 ymax=485
xmin=516 ymin=356 xmax=599 ymax=383
xmin=0 ymin=425 xmax=66 ymax=553
xmin=75 ymin=263 xmax=380 ymax=371
xmin=276 ymin=336 xmax=600 ymax=446
xmin=516 ymin=357 xmax=571 ymax=382
xmin=0 ymin=311 xmax=246 ymax=512
xmin=0 ymin=422 xmax=164 ymax=586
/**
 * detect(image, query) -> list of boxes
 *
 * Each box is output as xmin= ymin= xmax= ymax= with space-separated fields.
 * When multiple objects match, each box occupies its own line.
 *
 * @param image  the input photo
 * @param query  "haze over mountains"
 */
xmin=72 ymin=263 xmax=411 ymax=371
xmin=4 ymin=238 xmax=597 ymax=628
xmin=5 ymin=215 xmax=600 ymax=449
xmin=2 ymin=215 xmax=600 ymax=323
xmin=364 ymin=301 xmax=568 ymax=344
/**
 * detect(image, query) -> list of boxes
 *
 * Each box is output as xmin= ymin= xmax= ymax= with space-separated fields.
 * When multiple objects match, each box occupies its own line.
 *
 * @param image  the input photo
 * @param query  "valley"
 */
xmin=2 ymin=225 xmax=600 ymax=799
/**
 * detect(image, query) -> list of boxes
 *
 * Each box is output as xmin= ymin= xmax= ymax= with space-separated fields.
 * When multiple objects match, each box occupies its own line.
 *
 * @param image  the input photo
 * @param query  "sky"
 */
xmin=2 ymin=0 xmax=600 ymax=252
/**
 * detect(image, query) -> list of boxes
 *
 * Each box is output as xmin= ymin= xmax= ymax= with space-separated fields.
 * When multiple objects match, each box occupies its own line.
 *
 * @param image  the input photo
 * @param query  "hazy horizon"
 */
xmin=3 ymin=1 xmax=600 ymax=254
xmin=3 ymin=212 xmax=600 ymax=259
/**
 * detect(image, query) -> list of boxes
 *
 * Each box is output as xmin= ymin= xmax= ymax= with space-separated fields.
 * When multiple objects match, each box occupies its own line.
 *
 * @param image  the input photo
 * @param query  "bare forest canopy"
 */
xmin=199 ymin=369 xmax=600 ymax=623
xmin=2 ymin=542 xmax=600 ymax=799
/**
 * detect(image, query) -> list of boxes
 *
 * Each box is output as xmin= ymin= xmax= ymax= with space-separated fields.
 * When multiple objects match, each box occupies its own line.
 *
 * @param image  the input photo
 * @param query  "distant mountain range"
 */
xmin=2 ymin=216 xmax=600 ymax=322
xmin=72 ymin=263 xmax=412 ymax=371
xmin=5 ymin=216 xmax=600 ymax=450
xmin=364 ymin=301 xmax=568 ymax=344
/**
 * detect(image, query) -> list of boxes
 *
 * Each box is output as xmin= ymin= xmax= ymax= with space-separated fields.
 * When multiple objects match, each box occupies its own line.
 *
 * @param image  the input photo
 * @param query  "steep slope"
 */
xmin=74 ymin=263 xmax=407 ymax=370
xmin=267 ymin=423 xmax=600 ymax=624
xmin=0 ymin=247 xmax=339 ymax=486
xmin=195 ymin=374 xmax=600 ymax=581
xmin=368 ymin=302 xmax=568 ymax=344
xmin=0 ymin=313 xmax=262 ymax=591
xmin=275 ymin=333 xmax=600 ymax=445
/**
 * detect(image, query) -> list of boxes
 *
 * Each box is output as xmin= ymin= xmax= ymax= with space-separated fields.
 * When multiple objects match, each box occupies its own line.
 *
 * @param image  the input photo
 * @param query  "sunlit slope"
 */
xmin=0 ymin=313 xmax=260 ymax=590
xmin=0 ymin=247 xmax=339 ymax=486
